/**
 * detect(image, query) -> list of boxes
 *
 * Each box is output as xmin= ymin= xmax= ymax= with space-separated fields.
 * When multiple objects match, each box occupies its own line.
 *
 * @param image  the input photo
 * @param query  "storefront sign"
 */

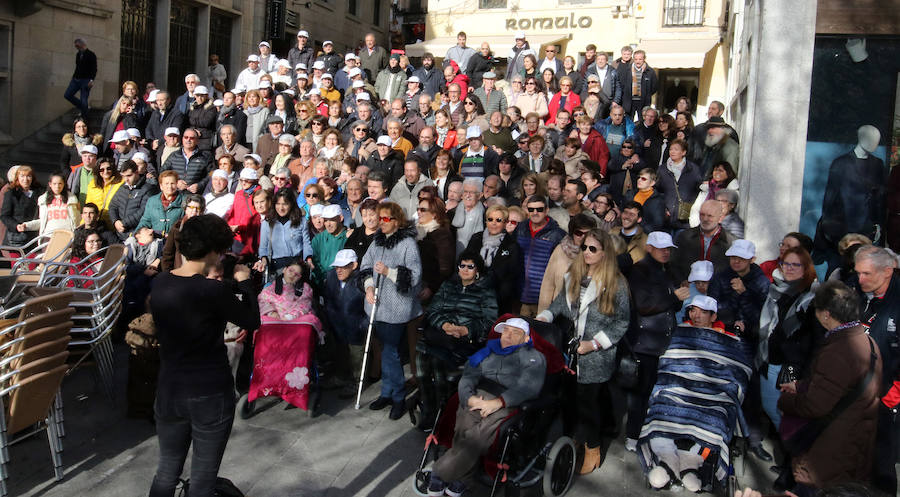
xmin=505 ymin=13 xmax=592 ymax=31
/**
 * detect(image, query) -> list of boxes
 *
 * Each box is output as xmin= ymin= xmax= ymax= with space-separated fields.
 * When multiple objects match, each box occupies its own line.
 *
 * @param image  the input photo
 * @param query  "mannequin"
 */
xmin=813 ymin=125 xmax=887 ymax=275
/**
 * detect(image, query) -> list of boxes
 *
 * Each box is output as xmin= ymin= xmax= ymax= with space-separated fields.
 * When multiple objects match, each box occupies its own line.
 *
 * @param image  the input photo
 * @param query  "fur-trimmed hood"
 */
xmin=62 ymin=133 xmax=103 ymax=147
xmin=373 ymin=225 xmax=417 ymax=249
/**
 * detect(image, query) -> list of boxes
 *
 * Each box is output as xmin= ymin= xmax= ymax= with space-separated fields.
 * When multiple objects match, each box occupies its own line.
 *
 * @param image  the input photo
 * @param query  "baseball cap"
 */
xmin=295 ymin=63 xmax=308 ymax=71
xmin=323 ymin=40 xmax=333 ymax=46
xmin=689 ymin=295 xmax=718 ymax=313
xmin=349 ymin=67 xmax=362 ymax=78
xmin=408 ymin=76 xmax=420 ymax=83
xmin=297 ymin=30 xmax=309 ymax=38
xmin=376 ymin=135 xmax=392 ymax=146
xmin=132 ymin=152 xmax=149 ymax=163
xmin=351 ymin=79 xmax=365 ymax=88
xmin=313 ymin=61 xmax=325 ymax=70
xmin=213 ymin=99 xmax=224 ymax=106
xmin=322 ymin=204 xmax=342 ymax=219
xmin=296 ymin=72 xmax=309 ymax=80
xmin=244 ymin=153 xmax=262 ymax=164
xmin=308 ymin=88 xmax=321 ymax=96
xmin=147 ymin=89 xmax=160 ymax=102
xmin=276 ymin=59 xmax=291 ymax=69
xmin=465 ymin=125 xmax=483 ymax=139
xmin=331 ymin=249 xmax=358 ymax=267
xmin=356 ymin=93 xmax=370 ymax=101
xmin=126 ymin=128 xmax=141 ymax=138
xmin=514 ymin=31 xmax=526 ymax=39
xmin=309 ymin=204 xmax=324 ymax=217
xmin=725 ymin=239 xmax=756 ymax=260
xmin=212 ymin=169 xmax=228 ymax=180
xmin=647 ymin=231 xmax=677 ymax=249
xmin=345 ymin=53 xmax=356 ymax=61
xmin=493 ymin=317 xmax=530 ymax=336
xmin=687 ymin=260 xmax=714 ymax=283
xmin=239 ymin=168 xmax=258 ymax=181
xmin=247 ymin=54 xmax=260 ymax=62
xmin=81 ymin=144 xmax=98 ymax=155
xmin=164 ymin=127 xmax=180 ymax=136
xmin=258 ymin=41 xmax=271 ymax=48
xmin=193 ymin=85 xmax=209 ymax=95
xmin=110 ymin=130 xmax=131 ymax=143
xmin=258 ymin=80 xmax=271 ymax=88
xmin=321 ymin=73 xmax=333 ymax=80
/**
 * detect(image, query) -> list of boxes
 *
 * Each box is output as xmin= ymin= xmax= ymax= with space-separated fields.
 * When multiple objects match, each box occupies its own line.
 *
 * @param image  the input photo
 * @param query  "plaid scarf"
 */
xmin=631 ymin=63 xmax=644 ymax=98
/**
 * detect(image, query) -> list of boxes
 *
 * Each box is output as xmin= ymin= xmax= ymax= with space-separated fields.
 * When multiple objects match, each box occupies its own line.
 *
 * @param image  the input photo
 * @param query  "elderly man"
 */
xmin=160 ymin=128 xmax=213 ymax=193
xmin=215 ymin=124 xmax=250 ymax=161
xmin=671 ymin=200 xmax=736 ymax=283
xmin=482 ymin=111 xmax=515 ymax=155
xmin=235 ymin=55 xmax=265 ymax=91
xmin=472 ymin=71 xmax=507 ymax=117
xmin=187 ymin=85 xmax=217 ymax=151
xmin=442 ymin=83 xmax=465 ymax=127
xmin=359 ymin=33 xmax=388 ymax=84
xmin=174 ymin=74 xmax=201 ymax=115
xmin=698 ymin=123 xmax=740 ymax=176
xmin=584 ymin=52 xmax=622 ymax=119
xmin=385 ymin=118 xmax=414 ymax=157
xmin=255 ymin=115 xmax=287 ymax=171
xmin=407 ymin=126 xmax=440 ymax=173
xmin=146 ymin=91 xmax=184 ymax=151
xmin=427 ymin=317 xmax=546 ymax=497
xmin=383 ymin=99 xmax=425 ymax=146
xmin=516 ymin=195 xmax=566 ymax=317
xmin=288 ymin=30 xmax=315 ymax=78
xmin=467 ymin=42 xmax=495 ymax=91
xmin=619 ymin=50 xmax=658 ymax=122
xmin=690 ymin=101 xmax=739 ymax=161
xmin=390 ymin=159 xmax=434 ymax=218
xmin=417 ymin=94 xmax=436 ymax=126
xmin=594 ymin=105 xmax=636 ymax=157
xmin=456 ymin=126 xmax=500 ymax=180
xmin=454 ymin=178 xmax=486 ymax=253
xmin=506 ymin=31 xmax=536 ymax=81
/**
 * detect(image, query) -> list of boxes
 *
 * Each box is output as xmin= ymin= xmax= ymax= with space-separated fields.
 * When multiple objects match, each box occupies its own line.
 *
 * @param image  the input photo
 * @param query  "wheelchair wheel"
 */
xmin=542 ymin=436 xmax=575 ymax=496
xmin=412 ymin=466 xmax=432 ymax=496
xmin=237 ymin=393 xmax=256 ymax=420
xmin=308 ymin=389 xmax=320 ymax=418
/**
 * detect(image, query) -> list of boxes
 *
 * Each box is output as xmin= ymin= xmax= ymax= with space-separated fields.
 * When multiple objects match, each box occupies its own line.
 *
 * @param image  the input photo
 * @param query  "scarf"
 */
xmin=435 ymin=126 xmax=449 ymax=147
xmin=631 ymin=63 xmax=644 ymax=98
xmin=560 ymin=235 xmax=580 ymax=259
xmin=272 ymin=153 xmax=291 ymax=171
xmin=469 ymin=338 xmax=532 ymax=367
xmin=633 ymin=188 xmax=653 ymax=205
xmin=416 ymin=219 xmax=440 ymax=241
xmin=321 ymin=146 xmax=340 ymax=159
xmin=73 ymin=133 xmax=91 ymax=152
xmin=479 ymin=231 xmax=504 ymax=266
xmin=756 ymin=274 xmax=815 ymax=369
xmin=666 ymin=157 xmax=685 ymax=182
xmin=245 ymin=105 xmax=265 ymax=115
xmin=706 ymin=179 xmax=727 ymax=201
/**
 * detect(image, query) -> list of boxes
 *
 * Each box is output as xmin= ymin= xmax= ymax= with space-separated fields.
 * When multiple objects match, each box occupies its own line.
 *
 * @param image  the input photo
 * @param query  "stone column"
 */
xmin=153 ymin=0 xmax=172 ymax=90
xmin=196 ymin=4 xmax=211 ymax=78
xmin=738 ymin=0 xmax=818 ymax=261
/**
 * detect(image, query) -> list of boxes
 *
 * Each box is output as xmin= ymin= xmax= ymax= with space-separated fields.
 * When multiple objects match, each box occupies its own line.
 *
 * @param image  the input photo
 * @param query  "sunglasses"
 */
xmin=526 ymin=206 xmax=545 ymax=213
xmin=99 ymin=167 xmax=113 ymax=172
xmin=458 ymin=263 xmax=476 ymax=270
xmin=354 ymin=127 xmax=367 ymax=132
xmin=380 ymin=216 xmax=395 ymax=222
xmin=572 ymin=229 xmax=588 ymax=237
xmin=637 ymin=177 xmax=650 ymax=182
xmin=486 ymin=217 xmax=506 ymax=223
xmin=581 ymin=244 xmax=600 ymax=253
xmin=274 ymin=176 xmax=289 ymax=181
xmin=525 ymin=82 xmax=536 ymax=85
xmin=416 ymin=207 xmax=430 ymax=213
xmin=621 ymin=145 xmax=634 ymax=149
xmin=506 ymin=219 xmax=519 ymax=225
xmin=305 ymin=193 xmax=319 ymax=198
xmin=464 ymin=101 xmax=475 ymax=105
xmin=312 ymin=122 xmax=324 ymax=126
xmin=183 ymin=136 xmax=196 ymax=140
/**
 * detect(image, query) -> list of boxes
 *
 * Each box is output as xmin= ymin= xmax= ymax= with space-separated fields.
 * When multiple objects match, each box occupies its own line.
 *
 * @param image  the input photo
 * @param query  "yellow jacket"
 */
xmin=84 ymin=179 xmax=123 ymax=226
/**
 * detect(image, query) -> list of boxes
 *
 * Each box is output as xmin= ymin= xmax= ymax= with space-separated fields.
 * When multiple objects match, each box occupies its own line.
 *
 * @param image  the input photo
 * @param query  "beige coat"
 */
xmin=537 ymin=237 xmax=579 ymax=313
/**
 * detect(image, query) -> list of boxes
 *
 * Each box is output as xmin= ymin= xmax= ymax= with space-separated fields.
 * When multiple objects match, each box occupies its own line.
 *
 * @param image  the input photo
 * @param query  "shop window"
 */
xmin=479 ymin=0 xmax=507 ymax=8
xmin=663 ymin=0 xmax=705 ymax=27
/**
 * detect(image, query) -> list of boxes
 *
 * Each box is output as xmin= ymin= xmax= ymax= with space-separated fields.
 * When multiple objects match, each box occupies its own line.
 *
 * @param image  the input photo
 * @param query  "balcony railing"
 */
xmin=663 ymin=0 xmax=705 ymax=27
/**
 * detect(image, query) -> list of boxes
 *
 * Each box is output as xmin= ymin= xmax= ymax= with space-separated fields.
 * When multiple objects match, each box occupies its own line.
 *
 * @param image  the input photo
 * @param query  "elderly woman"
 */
xmin=547 ymin=76 xmax=581 ymax=126
xmin=224 ymin=169 xmax=263 ymax=259
xmin=778 ymin=281 xmax=881 ymax=495
xmin=1 ymin=165 xmax=42 ymax=247
xmin=204 ymin=170 xmax=235 ymax=218
xmin=270 ymin=133 xmax=297 ymax=175
xmin=415 ymin=251 xmax=498 ymax=429
xmin=243 ymin=90 xmax=270 ymax=151
xmin=537 ymin=228 xmax=630 ymax=474
xmin=465 ymin=204 xmax=523 ymax=314
xmin=345 ymin=121 xmax=377 ymax=162
xmin=294 ymin=99 xmax=315 ymax=131
xmin=451 ymin=178 xmax=485 ymax=255
xmin=360 ymin=201 xmax=422 ymax=420
xmin=715 ymin=189 xmax=744 ymax=239
xmin=505 ymin=76 xmax=526 ymax=109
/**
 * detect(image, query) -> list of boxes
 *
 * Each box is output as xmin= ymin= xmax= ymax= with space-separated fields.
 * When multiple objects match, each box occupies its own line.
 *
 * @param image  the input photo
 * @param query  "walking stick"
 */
xmin=355 ymin=274 xmax=381 ymax=409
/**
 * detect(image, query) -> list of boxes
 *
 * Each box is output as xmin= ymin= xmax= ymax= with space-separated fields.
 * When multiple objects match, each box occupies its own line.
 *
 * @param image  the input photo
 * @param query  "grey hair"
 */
xmin=184 ymin=74 xmax=200 ymax=83
xmin=385 ymin=117 xmax=402 ymax=128
xmin=219 ymin=124 xmax=236 ymax=135
xmin=715 ymin=189 xmax=739 ymax=205
xmin=274 ymin=167 xmax=291 ymax=177
xmin=855 ymin=245 xmax=899 ymax=269
xmin=356 ymin=101 xmax=372 ymax=111
xmin=462 ymin=177 xmax=483 ymax=190
xmin=74 ymin=38 xmax=87 ymax=45
xmin=351 ymin=119 xmax=368 ymax=129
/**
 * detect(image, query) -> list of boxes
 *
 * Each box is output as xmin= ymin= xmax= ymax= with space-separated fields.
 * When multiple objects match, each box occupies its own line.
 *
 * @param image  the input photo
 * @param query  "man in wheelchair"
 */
xmin=427 ymin=317 xmax=547 ymax=497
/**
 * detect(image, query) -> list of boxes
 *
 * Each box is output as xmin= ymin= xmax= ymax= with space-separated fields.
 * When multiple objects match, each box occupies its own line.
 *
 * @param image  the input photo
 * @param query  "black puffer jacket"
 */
xmin=109 ymin=177 xmax=159 ymax=240
xmin=366 ymin=150 xmax=404 ymax=191
xmin=426 ymin=273 xmax=498 ymax=347
xmin=188 ymin=101 xmax=218 ymax=151
xmin=160 ymin=149 xmax=213 ymax=191
xmin=625 ymin=254 xmax=682 ymax=356
xmin=466 ymin=230 xmax=522 ymax=315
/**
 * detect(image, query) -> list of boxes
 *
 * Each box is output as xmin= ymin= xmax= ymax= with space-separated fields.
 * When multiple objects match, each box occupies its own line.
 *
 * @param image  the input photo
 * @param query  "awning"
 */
xmin=405 ymin=34 xmax=572 ymax=59
xmin=636 ymin=37 xmax=720 ymax=69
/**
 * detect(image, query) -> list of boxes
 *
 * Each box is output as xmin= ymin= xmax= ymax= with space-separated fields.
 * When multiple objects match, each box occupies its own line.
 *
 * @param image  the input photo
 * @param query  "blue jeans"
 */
xmin=759 ymin=364 xmax=782 ymax=429
xmin=149 ymin=391 xmax=235 ymax=497
xmin=64 ymin=78 xmax=91 ymax=115
xmin=375 ymin=321 xmax=407 ymax=403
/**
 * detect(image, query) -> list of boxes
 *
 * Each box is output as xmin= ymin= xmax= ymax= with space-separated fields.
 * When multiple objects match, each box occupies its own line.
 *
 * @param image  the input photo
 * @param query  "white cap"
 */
xmin=308 ymin=88 xmax=321 ymax=96
xmin=295 ymin=63 xmax=308 ymax=71
xmin=258 ymin=41 xmax=271 ymax=48
xmin=351 ymin=79 xmax=365 ymax=88
xmin=232 ymin=86 xmax=247 ymax=93
xmin=281 ymin=89 xmax=295 ymax=97
xmin=193 ymin=85 xmax=209 ymax=95
xmin=323 ymin=40 xmax=333 ymax=46
xmin=408 ymin=76 xmax=420 ymax=83
xmin=689 ymin=295 xmax=718 ymax=313
xmin=239 ymin=168 xmax=258 ymax=181
xmin=321 ymin=73 xmax=333 ymax=80
xmin=356 ymin=93 xmax=370 ymax=101
xmin=514 ymin=30 xmax=526 ymax=39
xmin=331 ymin=249 xmax=357 ymax=267
xmin=465 ymin=125 xmax=483 ymax=139
xmin=244 ymin=153 xmax=262 ymax=164
xmin=213 ymin=98 xmax=224 ymax=106
xmin=126 ymin=128 xmax=141 ymax=138
xmin=148 ymin=89 xmax=160 ymax=101
xmin=687 ymin=260 xmax=714 ymax=283
xmin=493 ymin=317 xmax=530 ymax=336
xmin=212 ymin=169 xmax=229 ymax=180
xmin=110 ymin=130 xmax=131 ymax=143
xmin=247 ymin=54 xmax=260 ymax=62
xmin=297 ymin=30 xmax=309 ymax=38
xmin=647 ymin=231 xmax=677 ymax=249
xmin=313 ymin=61 xmax=325 ymax=70
xmin=81 ymin=144 xmax=98 ymax=155
xmin=376 ymin=135 xmax=392 ymax=146
xmin=725 ymin=239 xmax=756 ymax=260
xmin=309 ymin=204 xmax=324 ymax=217
xmin=276 ymin=59 xmax=291 ymax=69
xmin=132 ymin=152 xmax=149 ymax=162
xmin=345 ymin=53 xmax=356 ymax=61
xmin=296 ymin=72 xmax=309 ymax=80
xmin=511 ymin=129 xmax=521 ymax=141
xmin=322 ymin=204 xmax=342 ymax=219
xmin=165 ymin=127 xmax=180 ymax=136
xmin=258 ymin=80 xmax=272 ymax=88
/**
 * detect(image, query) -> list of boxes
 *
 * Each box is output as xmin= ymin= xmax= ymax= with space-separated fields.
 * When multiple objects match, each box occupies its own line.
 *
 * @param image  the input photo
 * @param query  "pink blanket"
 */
xmin=247 ymin=315 xmax=321 ymax=409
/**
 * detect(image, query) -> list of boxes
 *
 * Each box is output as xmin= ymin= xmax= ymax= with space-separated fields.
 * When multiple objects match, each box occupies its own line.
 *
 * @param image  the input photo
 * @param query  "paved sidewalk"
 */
xmin=7 ymin=349 xmax=773 ymax=497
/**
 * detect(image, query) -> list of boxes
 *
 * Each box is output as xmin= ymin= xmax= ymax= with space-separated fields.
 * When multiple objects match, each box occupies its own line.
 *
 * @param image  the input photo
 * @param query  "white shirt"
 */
xmin=539 ymin=57 xmax=558 ymax=75
xmin=235 ymin=67 xmax=263 ymax=90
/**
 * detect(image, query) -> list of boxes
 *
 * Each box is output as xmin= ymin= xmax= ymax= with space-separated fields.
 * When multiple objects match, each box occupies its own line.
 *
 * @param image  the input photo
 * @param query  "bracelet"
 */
xmin=591 ymin=339 xmax=599 ymax=351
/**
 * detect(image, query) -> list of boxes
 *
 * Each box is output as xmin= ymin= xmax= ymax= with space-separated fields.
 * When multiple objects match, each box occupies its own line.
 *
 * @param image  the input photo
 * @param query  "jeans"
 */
xmin=375 ymin=321 xmax=407 ymax=403
xmin=759 ymin=364 xmax=782 ymax=429
xmin=64 ymin=78 xmax=92 ymax=115
xmin=149 ymin=391 xmax=236 ymax=497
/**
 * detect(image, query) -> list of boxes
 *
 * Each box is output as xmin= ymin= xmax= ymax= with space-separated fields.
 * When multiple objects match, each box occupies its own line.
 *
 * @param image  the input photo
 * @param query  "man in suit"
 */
xmin=538 ymin=45 xmax=564 ymax=76
xmin=358 ymin=33 xmax=388 ymax=84
xmin=64 ymin=38 xmax=97 ymax=116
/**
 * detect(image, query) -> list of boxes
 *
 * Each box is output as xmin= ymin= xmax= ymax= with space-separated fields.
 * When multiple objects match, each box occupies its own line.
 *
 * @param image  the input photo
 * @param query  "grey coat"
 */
xmin=538 ymin=273 xmax=630 ymax=384
xmin=360 ymin=226 xmax=423 ymax=324
xmin=458 ymin=345 xmax=546 ymax=408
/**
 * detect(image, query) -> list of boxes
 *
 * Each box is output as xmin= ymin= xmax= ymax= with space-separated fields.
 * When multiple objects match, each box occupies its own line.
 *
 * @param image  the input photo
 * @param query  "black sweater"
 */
xmin=150 ymin=273 xmax=260 ymax=398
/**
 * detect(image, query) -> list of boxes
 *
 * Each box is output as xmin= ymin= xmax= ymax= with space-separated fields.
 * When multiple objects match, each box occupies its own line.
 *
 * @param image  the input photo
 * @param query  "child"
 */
xmin=310 ymin=204 xmax=347 ymax=286
xmin=676 ymin=260 xmax=713 ymax=323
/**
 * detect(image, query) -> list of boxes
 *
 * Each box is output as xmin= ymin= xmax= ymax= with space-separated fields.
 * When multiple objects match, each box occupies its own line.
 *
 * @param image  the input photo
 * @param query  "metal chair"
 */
xmin=0 ymin=231 xmax=74 ymax=305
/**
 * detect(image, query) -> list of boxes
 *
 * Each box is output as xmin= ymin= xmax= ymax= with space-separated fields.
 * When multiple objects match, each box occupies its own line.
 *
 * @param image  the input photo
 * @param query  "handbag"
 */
xmin=615 ymin=338 xmax=640 ymax=389
xmin=780 ymin=336 xmax=877 ymax=455
xmin=4 ymin=230 xmax=29 ymax=247
xmin=776 ymin=364 xmax=798 ymax=387
xmin=674 ymin=183 xmax=691 ymax=221
xmin=631 ymin=311 xmax=676 ymax=356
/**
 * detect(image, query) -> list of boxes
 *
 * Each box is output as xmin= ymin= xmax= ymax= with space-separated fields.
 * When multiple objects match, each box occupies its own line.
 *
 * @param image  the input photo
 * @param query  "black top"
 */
xmin=150 ymin=272 xmax=260 ymax=398
xmin=73 ymin=48 xmax=97 ymax=80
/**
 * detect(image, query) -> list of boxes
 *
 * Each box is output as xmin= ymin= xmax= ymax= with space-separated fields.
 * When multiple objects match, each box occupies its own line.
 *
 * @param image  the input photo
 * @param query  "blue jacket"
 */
xmin=323 ymin=270 xmax=368 ymax=345
xmin=593 ymin=116 xmax=635 ymax=142
xmin=258 ymin=218 xmax=311 ymax=262
xmin=516 ymin=218 xmax=566 ymax=304
xmin=708 ymin=264 xmax=770 ymax=338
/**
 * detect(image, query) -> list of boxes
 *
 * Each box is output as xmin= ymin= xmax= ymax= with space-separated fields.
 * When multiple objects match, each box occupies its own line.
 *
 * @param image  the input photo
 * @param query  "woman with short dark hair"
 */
xmin=149 ymin=214 xmax=260 ymax=497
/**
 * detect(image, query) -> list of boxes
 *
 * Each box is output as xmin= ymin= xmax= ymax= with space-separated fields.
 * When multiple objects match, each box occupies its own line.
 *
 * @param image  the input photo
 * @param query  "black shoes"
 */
xmin=389 ymin=401 xmax=407 ymax=420
xmin=369 ymin=396 xmax=391 ymax=410
xmin=748 ymin=444 xmax=773 ymax=462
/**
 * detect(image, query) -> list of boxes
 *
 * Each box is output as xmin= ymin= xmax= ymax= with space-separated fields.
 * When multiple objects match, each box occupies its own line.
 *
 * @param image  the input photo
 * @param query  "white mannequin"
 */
xmin=854 ymin=125 xmax=880 ymax=159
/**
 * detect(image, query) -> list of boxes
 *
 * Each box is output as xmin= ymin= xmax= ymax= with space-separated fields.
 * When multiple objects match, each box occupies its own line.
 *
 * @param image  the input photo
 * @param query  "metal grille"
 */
xmin=119 ymin=0 xmax=156 ymax=88
xmin=663 ymin=0 xmax=705 ymax=27
xmin=168 ymin=0 xmax=198 ymax=93
xmin=209 ymin=10 xmax=233 ymax=75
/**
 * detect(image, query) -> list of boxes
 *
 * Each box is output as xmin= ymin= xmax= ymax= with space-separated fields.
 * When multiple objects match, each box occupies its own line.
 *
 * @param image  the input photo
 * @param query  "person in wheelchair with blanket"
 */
xmin=427 ymin=317 xmax=546 ymax=497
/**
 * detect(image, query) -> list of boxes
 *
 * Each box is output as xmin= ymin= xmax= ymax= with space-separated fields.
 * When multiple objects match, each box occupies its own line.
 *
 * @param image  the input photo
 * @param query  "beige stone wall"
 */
xmin=0 ymin=1 xmax=121 ymax=142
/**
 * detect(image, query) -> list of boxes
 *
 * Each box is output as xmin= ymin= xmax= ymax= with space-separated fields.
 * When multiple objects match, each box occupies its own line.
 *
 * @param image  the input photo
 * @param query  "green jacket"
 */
xmin=426 ymin=274 xmax=498 ymax=347
xmin=311 ymin=229 xmax=347 ymax=285
xmin=136 ymin=191 xmax=185 ymax=235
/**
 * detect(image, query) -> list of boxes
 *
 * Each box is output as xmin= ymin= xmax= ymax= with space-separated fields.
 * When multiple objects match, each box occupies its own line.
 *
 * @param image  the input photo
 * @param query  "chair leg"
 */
xmin=54 ymin=393 xmax=65 ymax=438
xmin=45 ymin=414 xmax=64 ymax=482
xmin=0 ymin=407 xmax=8 ymax=496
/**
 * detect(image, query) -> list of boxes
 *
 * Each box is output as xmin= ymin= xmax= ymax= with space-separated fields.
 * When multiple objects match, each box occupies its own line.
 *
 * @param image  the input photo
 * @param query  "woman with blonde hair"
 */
xmin=537 ymin=228 xmax=630 ymax=475
xmin=121 ymin=80 xmax=149 ymax=123
xmin=100 ymin=95 xmax=137 ymax=150
xmin=295 ymin=100 xmax=316 ymax=132
xmin=243 ymin=89 xmax=270 ymax=151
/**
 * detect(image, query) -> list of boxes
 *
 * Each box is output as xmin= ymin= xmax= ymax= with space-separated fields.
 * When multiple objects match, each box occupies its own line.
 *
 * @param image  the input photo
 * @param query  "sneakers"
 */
xmin=427 ymin=475 xmax=445 ymax=497
xmin=389 ymin=401 xmax=407 ymax=420
xmin=445 ymin=480 xmax=466 ymax=497
xmin=625 ymin=438 xmax=638 ymax=452
xmin=369 ymin=396 xmax=391 ymax=410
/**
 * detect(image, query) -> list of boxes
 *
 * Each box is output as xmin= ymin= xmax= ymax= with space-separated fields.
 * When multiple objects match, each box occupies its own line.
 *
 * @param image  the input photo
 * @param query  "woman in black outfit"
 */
xmin=148 ymin=214 xmax=260 ymax=497
xmin=0 ymin=165 xmax=42 ymax=247
xmin=465 ymin=204 xmax=522 ymax=314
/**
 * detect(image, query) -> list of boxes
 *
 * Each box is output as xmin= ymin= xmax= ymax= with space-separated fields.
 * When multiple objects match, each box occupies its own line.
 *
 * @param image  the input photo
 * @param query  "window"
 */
xmin=348 ymin=0 xmax=357 ymax=16
xmin=479 ymin=0 xmax=507 ymax=8
xmin=0 ymin=22 xmax=10 ymax=138
xmin=373 ymin=0 xmax=381 ymax=25
xmin=663 ymin=0 xmax=705 ymax=26
xmin=120 ymin=0 xmax=157 ymax=89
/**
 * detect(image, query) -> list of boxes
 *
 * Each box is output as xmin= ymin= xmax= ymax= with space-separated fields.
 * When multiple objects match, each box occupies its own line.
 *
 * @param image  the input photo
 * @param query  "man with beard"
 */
xmin=407 ymin=126 xmax=440 ymax=173
xmin=413 ymin=53 xmax=443 ymax=98
xmin=697 ymin=124 xmax=740 ymax=176
xmin=549 ymin=179 xmax=599 ymax=231
xmin=690 ymin=101 xmax=739 ymax=162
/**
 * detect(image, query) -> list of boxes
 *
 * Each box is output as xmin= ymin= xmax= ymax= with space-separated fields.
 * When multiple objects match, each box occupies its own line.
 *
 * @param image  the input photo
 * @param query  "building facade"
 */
xmin=407 ymin=0 xmax=729 ymax=116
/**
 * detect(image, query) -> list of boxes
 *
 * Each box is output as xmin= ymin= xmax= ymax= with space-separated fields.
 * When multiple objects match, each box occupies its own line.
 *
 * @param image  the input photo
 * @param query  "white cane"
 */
xmin=355 ymin=274 xmax=382 ymax=409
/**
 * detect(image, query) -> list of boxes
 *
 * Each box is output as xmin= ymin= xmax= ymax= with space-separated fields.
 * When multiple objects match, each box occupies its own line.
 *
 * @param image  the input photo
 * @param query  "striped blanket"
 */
xmin=637 ymin=324 xmax=754 ymax=483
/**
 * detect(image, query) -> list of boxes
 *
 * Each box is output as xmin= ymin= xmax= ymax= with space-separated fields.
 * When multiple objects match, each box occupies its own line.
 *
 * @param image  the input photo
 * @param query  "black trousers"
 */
xmin=873 ymin=405 xmax=898 ymax=495
xmin=576 ymin=381 xmax=613 ymax=447
xmin=625 ymin=353 xmax=660 ymax=440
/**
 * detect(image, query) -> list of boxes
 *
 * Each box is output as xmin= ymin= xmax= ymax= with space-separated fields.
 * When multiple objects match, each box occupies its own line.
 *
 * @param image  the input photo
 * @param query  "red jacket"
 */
xmin=445 ymin=62 xmax=470 ymax=97
xmin=224 ymin=187 xmax=261 ymax=256
xmin=546 ymin=92 xmax=581 ymax=125
xmin=580 ymin=129 xmax=611 ymax=176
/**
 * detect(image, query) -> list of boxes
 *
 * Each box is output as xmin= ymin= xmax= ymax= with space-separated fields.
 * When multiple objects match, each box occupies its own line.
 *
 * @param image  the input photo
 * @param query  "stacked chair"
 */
xmin=0 ymin=230 xmax=74 ymax=305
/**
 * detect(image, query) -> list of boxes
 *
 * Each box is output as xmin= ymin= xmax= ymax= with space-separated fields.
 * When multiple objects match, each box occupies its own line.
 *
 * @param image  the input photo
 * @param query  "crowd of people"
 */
xmin=32 ymin=30 xmax=900 ymax=497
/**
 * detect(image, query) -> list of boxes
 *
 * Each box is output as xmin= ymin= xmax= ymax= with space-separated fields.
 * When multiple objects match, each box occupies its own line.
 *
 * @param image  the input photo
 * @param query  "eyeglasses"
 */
xmin=581 ymin=244 xmax=600 ymax=253
xmin=486 ymin=217 xmax=506 ymax=223
xmin=637 ymin=177 xmax=650 ymax=182
xmin=526 ymin=206 xmax=545 ymax=213
xmin=513 ymin=81 xmax=523 ymax=85
xmin=416 ymin=207 xmax=430 ymax=213
xmin=621 ymin=145 xmax=634 ymax=149
xmin=572 ymin=229 xmax=587 ymax=237
xmin=525 ymin=82 xmax=536 ymax=85
xmin=380 ymin=216 xmax=395 ymax=222
xmin=99 ymin=167 xmax=113 ymax=172
xmin=507 ymin=219 xmax=519 ymax=225
xmin=781 ymin=261 xmax=804 ymax=270
xmin=458 ymin=263 xmax=476 ymax=270
xmin=305 ymin=193 xmax=319 ymax=198
xmin=312 ymin=122 xmax=324 ymax=126
xmin=274 ymin=176 xmax=289 ymax=182
xmin=464 ymin=101 xmax=475 ymax=106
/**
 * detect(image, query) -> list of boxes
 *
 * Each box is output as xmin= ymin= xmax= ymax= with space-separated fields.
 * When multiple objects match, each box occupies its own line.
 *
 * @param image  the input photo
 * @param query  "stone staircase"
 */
xmin=0 ymin=109 xmax=107 ymax=181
